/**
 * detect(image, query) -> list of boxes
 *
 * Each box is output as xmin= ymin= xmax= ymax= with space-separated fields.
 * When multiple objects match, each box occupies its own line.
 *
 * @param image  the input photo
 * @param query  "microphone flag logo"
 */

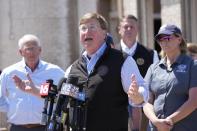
xmin=61 ymin=83 xmax=85 ymax=101
xmin=40 ymin=83 xmax=50 ymax=96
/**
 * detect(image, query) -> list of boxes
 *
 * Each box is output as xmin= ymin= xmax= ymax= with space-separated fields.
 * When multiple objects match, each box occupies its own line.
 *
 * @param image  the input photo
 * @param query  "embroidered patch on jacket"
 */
xmin=97 ymin=65 xmax=109 ymax=76
xmin=176 ymin=64 xmax=187 ymax=72
xmin=136 ymin=58 xmax=145 ymax=65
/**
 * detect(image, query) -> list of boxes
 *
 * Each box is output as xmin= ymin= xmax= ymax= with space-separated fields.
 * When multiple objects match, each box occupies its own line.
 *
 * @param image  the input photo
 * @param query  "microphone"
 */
xmin=53 ymin=78 xmax=68 ymax=115
xmin=40 ymin=81 xmax=51 ymax=98
xmin=46 ymin=78 xmax=68 ymax=131
xmin=63 ymin=76 xmax=87 ymax=131
xmin=47 ymin=76 xmax=86 ymax=131
xmin=57 ymin=77 xmax=67 ymax=91
xmin=60 ymin=76 xmax=85 ymax=102
xmin=40 ymin=79 xmax=58 ymax=98
xmin=40 ymin=80 xmax=58 ymax=125
xmin=40 ymin=79 xmax=53 ymax=125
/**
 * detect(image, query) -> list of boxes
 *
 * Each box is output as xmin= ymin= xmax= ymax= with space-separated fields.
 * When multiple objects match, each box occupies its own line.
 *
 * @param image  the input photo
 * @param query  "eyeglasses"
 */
xmin=156 ymin=35 xmax=175 ymax=43
xmin=122 ymin=25 xmax=134 ymax=30
xmin=79 ymin=24 xmax=100 ymax=33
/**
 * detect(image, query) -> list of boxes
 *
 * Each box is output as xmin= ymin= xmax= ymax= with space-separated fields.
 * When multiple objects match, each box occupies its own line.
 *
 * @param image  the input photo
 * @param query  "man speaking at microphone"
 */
xmin=0 ymin=34 xmax=64 ymax=131
xmin=65 ymin=13 xmax=148 ymax=131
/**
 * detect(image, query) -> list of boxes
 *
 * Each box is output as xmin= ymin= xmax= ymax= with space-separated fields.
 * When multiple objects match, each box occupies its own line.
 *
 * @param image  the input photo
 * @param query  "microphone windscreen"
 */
xmin=60 ymin=83 xmax=85 ymax=101
xmin=57 ymin=77 xmax=67 ymax=91
xmin=66 ymin=76 xmax=78 ymax=85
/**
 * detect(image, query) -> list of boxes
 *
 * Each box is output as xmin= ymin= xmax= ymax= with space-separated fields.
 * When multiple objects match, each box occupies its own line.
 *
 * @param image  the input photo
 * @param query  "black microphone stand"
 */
xmin=46 ymin=78 xmax=67 ymax=131
xmin=69 ymin=86 xmax=87 ymax=131
xmin=69 ymin=99 xmax=88 ymax=131
xmin=47 ymin=88 xmax=57 ymax=123
xmin=40 ymin=79 xmax=58 ymax=131
xmin=82 ymin=101 xmax=88 ymax=131
xmin=41 ymin=79 xmax=55 ymax=125
xmin=41 ymin=97 xmax=49 ymax=125
xmin=47 ymin=96 xmax=68 ymax=131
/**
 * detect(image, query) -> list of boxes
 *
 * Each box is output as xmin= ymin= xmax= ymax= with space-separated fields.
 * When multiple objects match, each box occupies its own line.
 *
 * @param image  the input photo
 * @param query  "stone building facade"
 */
xmin=0 ymin=0 xmax=197 ymax=129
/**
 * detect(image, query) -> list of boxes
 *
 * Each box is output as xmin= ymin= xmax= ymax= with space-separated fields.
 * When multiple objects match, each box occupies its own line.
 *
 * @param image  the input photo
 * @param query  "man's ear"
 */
xmin=117 ymin=25 xmax=121 ymax=35
xmin=19 ymin=49 xmax=23 ymax=56
xmin=39 ymin=47 xmax=42 ymax=53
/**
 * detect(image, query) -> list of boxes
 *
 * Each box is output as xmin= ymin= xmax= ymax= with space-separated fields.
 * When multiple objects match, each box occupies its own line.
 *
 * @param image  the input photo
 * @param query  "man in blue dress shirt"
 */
xmin=0 ymin=34 xmax=65 ymax=131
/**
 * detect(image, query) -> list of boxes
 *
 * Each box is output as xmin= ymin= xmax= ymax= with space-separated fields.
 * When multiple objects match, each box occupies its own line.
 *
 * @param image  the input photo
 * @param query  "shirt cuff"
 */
xmin=129 ymin=100 xmax=146 ymax=107
xmin=0 ymin=97 xmax=8 ymax=112
xmin=129 ymin=86 xmax=149 ymax=107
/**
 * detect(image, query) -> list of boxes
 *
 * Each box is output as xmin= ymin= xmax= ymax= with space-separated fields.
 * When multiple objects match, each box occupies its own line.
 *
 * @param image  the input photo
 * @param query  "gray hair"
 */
xmin=18 ymin=34 xmax=41 ymax=49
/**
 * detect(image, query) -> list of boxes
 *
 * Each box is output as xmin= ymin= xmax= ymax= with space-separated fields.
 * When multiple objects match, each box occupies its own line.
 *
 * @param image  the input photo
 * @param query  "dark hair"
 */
xmin=117 ymin=14 xmax=138 ymax=32
xmin=120 ymin=14 xmax=138 ymax=23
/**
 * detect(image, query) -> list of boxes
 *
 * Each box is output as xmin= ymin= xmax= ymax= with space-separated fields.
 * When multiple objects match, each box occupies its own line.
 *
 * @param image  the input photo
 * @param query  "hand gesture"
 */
xmin=128 ymin=74 xmax=144 ymax=105
xmin=12 ymin=73 xmax=38 ymax=94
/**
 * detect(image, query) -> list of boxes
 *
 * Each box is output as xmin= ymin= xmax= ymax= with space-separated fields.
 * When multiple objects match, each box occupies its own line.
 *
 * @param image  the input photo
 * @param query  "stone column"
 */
xmin=160 ymin=0 xmax=182 ymax=28
xmin=123 ymin=0 xmax=138 ymax=16
xmin=138 ymin=0 xmax=154 ymax=49
xmin=0 ymin=0 xmax=79 ymax=69
xmin=190 ymin=0 xmax=197 ymax=42
xmin=182 ymin=0 xmax=197 ymax=42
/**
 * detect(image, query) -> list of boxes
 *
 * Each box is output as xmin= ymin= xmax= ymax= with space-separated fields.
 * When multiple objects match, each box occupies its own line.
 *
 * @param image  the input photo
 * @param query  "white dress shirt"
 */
xmin=120 ymin=40 xmax=159 ymax=63
xmin=65 ymin=43 xmax=148 ymax=106
xmin=0 ymin=59 xmax=65 ymax=125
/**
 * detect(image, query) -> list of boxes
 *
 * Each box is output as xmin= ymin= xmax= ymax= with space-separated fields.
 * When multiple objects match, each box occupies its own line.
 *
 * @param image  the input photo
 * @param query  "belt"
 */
xmin=19 ymin=124 xmax=44 ymax=128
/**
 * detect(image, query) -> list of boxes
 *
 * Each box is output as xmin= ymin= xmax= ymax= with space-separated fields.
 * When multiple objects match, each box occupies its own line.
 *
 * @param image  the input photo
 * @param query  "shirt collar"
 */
xmin=21 ymin=58 xmax=43 ymax=72
xmin=159 ymin=54 xmax=184 ymax=67
xmin=120 ymin=40 xmax=137 ymax=56
xmin=82 ymin=42 xmax=107 ymax=62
